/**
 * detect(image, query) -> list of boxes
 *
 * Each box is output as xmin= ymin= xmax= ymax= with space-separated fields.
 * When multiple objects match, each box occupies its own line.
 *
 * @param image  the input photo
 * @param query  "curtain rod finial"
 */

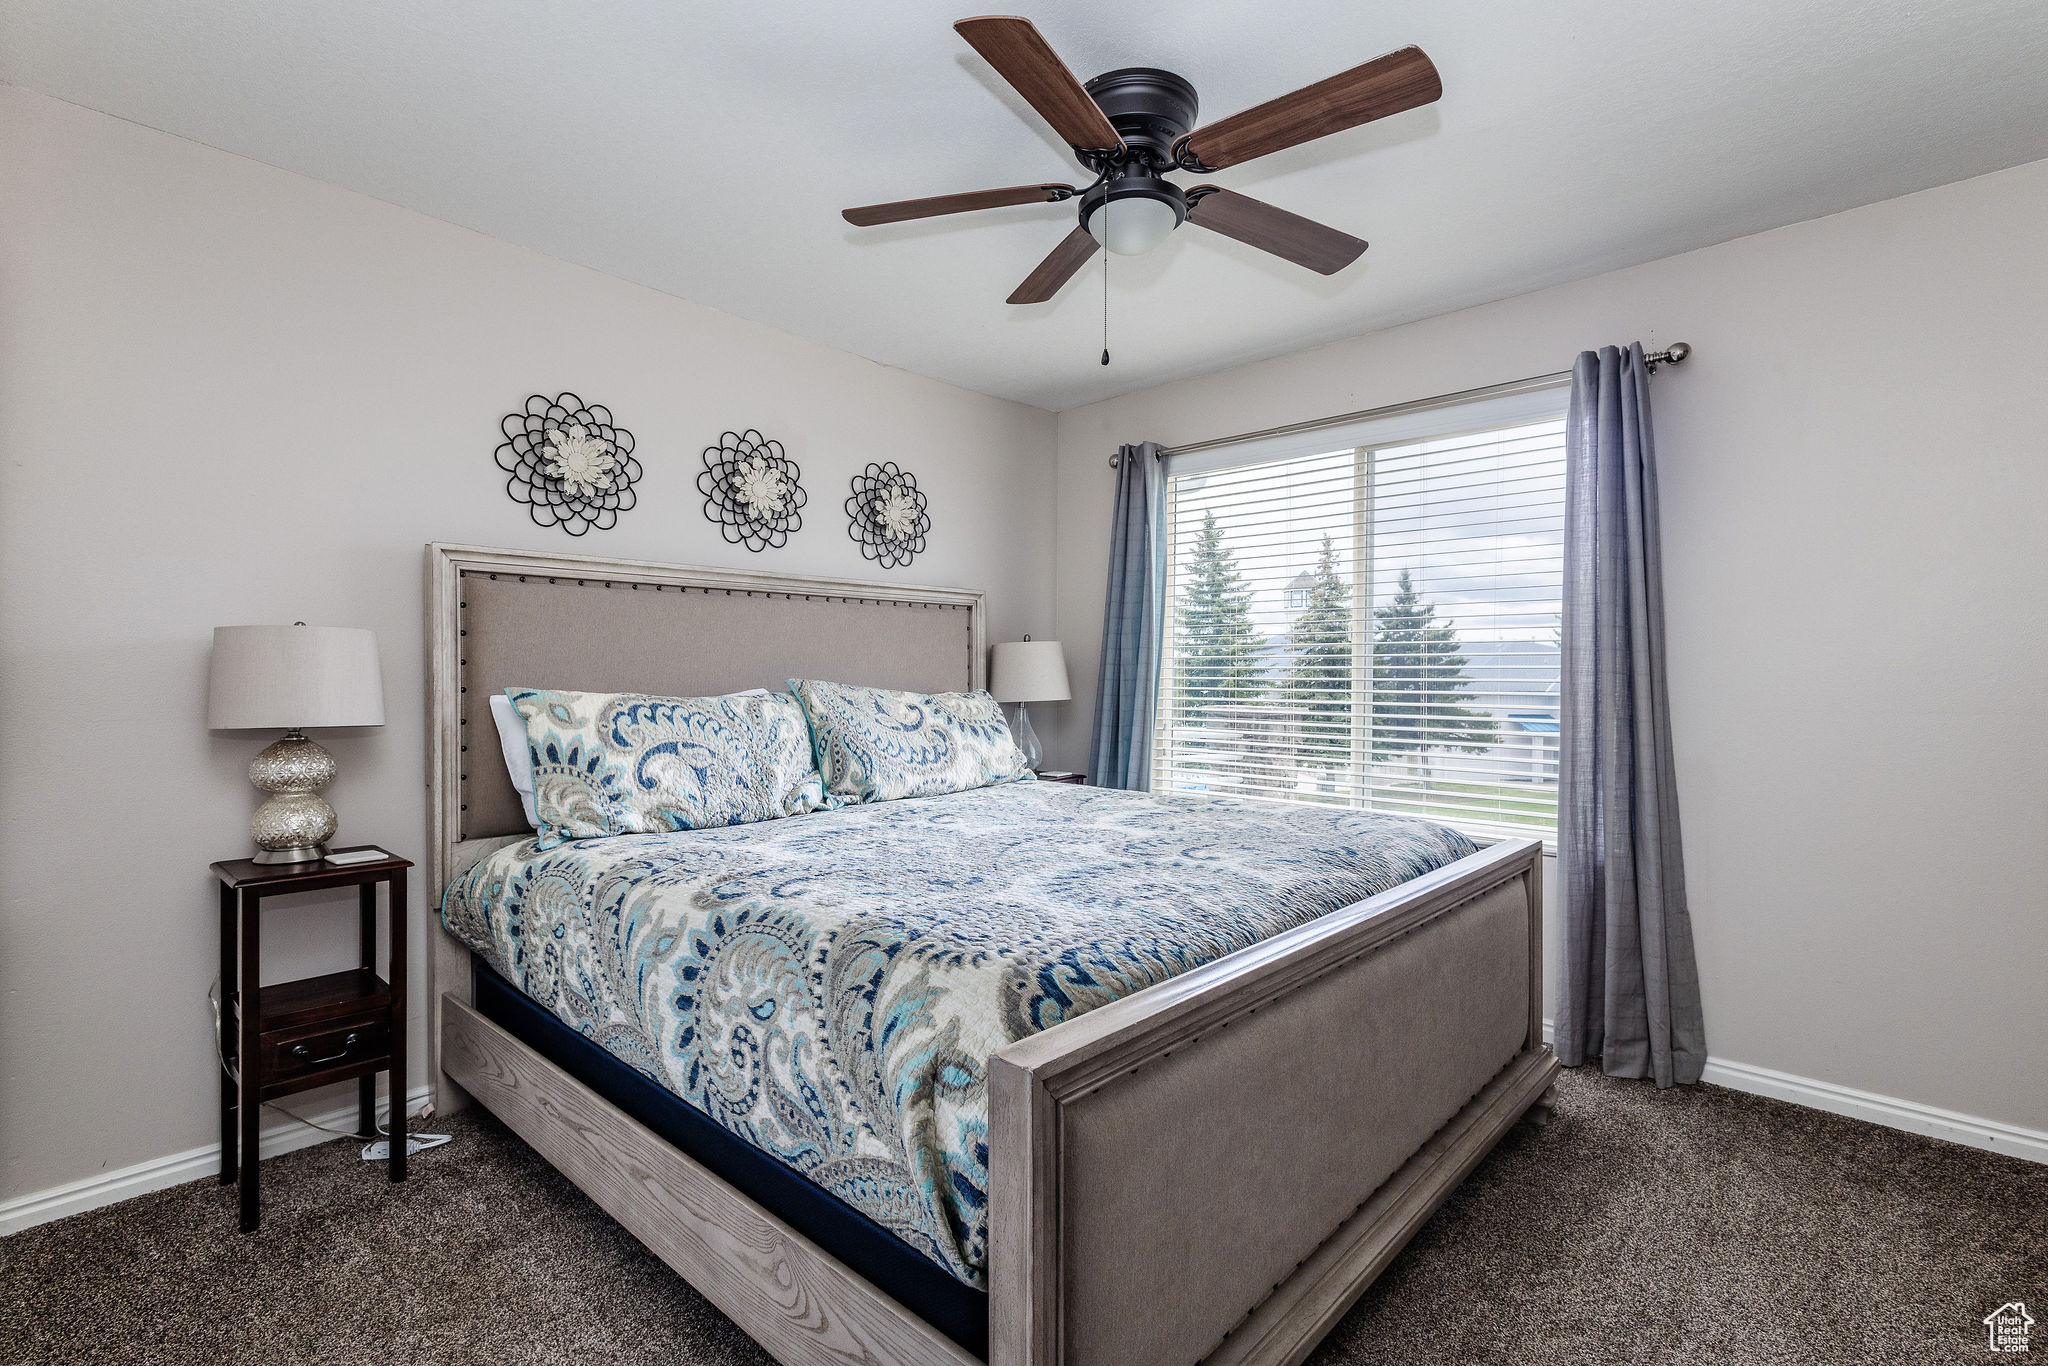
xmin=1645 ymin=341 xmax=1692 ymax=371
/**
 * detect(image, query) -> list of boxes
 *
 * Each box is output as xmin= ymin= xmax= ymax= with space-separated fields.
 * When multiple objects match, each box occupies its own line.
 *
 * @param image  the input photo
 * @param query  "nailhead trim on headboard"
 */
xmin=447 ymin=562 xmax=975 ymax=842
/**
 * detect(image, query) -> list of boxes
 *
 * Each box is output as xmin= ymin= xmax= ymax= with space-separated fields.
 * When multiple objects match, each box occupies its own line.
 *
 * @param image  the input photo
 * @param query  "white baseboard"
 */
xmin=12 ymin=1032 xmax=2044 ymax=1238
xmin=1540 ymin=1020 xmax=2048 ymax=1165
xmin=0 ymin=1084 xmax=434 ymax=1237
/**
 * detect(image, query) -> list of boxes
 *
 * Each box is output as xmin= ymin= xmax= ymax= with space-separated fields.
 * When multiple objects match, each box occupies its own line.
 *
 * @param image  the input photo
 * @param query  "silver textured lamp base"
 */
xmin=252 ymin=841 xmax=328 ymax=865
xmin=249 ymin=730 xmax=338 ymax=863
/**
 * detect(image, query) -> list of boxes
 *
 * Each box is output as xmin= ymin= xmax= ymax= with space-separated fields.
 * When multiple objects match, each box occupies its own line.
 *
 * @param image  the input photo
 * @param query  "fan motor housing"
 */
xmin=1082 ymin=67 xmax=1199 ymax=164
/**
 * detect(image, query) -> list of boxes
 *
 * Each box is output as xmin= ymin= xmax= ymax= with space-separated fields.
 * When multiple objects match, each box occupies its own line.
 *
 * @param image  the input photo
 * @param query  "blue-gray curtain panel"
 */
xmin=1556 ymin=344 xmax=1707 ymax=1087
xmin=1088 ymin=442 xmax=1167 ymax=790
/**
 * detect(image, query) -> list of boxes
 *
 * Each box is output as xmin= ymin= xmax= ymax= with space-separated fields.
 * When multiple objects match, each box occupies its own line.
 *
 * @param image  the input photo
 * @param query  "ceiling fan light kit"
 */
xmin=843 ymin=15 xmax=1442 ymax=323
xmin=1081 ymin=171 xmax=1184 ymax=256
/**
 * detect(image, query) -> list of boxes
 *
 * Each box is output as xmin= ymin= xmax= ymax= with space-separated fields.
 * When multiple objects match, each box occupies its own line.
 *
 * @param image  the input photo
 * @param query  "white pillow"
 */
xmin=489 ymin=693 xmax=542 ymax=830
xmin=488 ymin=688 xmax=772 ymax=831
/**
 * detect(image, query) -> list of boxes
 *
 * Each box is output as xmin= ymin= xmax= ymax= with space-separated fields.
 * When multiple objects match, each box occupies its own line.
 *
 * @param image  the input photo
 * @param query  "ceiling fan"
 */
xmin=843 ymin=16 xmax=1442 ymax=306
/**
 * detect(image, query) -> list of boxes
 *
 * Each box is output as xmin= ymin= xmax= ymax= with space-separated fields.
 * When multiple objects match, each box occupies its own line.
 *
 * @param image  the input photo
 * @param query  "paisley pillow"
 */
xmin=508 ymin=688 xmax=830 ymax=849
xmin=787 ymin=679 xmax=1032 ymax=804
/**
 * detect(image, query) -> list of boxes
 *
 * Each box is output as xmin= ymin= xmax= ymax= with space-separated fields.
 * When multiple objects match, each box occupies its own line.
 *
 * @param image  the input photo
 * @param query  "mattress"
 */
xmin=441 ymin=781 xmax=1477 ymax=1290
xmin=469 ymin=959 xmax=991 ymax=1355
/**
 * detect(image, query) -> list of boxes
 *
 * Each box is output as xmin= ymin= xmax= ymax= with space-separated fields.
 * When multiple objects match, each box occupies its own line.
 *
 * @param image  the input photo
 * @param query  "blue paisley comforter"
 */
xmin=441 ymin=782 xmax=1476 ymax=1288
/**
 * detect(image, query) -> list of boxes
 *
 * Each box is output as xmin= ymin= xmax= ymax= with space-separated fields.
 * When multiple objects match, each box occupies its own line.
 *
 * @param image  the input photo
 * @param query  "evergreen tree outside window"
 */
xmin=1171 ymin=509 xmax=1265 ymax=725
xmin=1370 ymin=568 xmax=1499 ymax=772
xmin=1285 ymin=534 xmax=1353 ymax=774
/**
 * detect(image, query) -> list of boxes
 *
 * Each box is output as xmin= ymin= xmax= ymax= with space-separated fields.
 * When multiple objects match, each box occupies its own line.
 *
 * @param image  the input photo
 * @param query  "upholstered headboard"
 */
xmin=423 ymin=543 xmax=985 ymax=1105
xmin=424 ymin=543 xmax=984 ymax=892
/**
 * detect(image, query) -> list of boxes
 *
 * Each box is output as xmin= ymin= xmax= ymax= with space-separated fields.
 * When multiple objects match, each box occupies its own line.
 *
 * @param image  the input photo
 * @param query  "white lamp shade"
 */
xmin=991 ymin=639 xmax=1071 ymax=704
xmin=207 ymin=625 xmax=385 ymax=730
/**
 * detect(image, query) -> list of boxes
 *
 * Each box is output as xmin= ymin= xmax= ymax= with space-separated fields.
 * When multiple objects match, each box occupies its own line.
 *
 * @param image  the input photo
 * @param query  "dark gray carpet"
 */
xmin=3 ymin=1070 xmax=2040 ymax=1364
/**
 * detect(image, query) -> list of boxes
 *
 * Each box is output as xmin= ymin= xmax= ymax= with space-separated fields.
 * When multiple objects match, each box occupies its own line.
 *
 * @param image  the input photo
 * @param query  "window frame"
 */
xmin=1150 ymin=381 xmax=1570 ymax=847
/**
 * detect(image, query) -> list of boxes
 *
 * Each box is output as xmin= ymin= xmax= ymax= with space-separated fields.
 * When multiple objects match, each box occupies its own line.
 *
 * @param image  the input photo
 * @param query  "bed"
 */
xmin=424 ymin=542 xmax=1556 ymax=1366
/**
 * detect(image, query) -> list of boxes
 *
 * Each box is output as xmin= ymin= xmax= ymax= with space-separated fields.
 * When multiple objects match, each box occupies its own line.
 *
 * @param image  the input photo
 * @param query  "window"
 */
xmin=1152 ymin=385 xmax=1568 ymax=843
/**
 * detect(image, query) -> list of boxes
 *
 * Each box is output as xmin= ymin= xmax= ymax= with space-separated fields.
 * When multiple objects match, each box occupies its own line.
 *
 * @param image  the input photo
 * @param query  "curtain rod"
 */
xmin=1111 ymin=343 xmax=1692 ymax=466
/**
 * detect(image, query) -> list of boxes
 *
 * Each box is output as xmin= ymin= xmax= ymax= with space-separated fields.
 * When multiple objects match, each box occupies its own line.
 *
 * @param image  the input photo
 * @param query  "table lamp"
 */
xmin=207 ymin=623 xmax=385 ymax=863
xmin=990 ymin=636 xmax=1070 ymax=772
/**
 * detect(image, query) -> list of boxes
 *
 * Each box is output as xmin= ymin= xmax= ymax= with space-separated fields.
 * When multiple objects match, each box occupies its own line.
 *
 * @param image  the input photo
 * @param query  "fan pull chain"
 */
xmin=1100 ymin=194 xmax=1110 ymax=366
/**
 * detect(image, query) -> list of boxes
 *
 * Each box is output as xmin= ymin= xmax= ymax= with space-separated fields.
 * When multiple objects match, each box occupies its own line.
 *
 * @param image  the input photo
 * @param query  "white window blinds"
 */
xmin=1153 ymin=387 xmax=1568 ymax=843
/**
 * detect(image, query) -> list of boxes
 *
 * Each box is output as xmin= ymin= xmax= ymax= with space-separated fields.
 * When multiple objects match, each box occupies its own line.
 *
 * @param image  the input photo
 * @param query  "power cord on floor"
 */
xmin=209 ymin=977 xmax=453 ymax=1161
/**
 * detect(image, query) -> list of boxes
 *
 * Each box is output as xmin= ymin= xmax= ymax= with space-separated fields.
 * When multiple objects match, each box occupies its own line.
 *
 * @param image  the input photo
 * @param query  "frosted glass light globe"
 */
xmin=1087 ymin=195 xmax=1180 ymax=255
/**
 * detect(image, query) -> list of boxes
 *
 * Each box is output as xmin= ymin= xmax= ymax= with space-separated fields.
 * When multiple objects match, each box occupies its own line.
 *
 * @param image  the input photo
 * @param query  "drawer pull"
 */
xmin=290 ymin=1033 xmax=360 ymax=1067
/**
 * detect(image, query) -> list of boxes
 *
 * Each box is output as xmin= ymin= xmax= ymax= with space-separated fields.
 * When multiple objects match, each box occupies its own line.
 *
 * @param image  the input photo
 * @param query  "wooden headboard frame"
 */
xmin=422 ymin=541 xmax=985 ymax=1104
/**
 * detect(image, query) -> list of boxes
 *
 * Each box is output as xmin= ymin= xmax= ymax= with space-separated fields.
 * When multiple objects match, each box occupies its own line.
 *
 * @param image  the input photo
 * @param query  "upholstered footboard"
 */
xmin=438 ymin=836 xmax=1550 ymax=1366
xmin=988 ymin=836 xmax=1553 ymax=1366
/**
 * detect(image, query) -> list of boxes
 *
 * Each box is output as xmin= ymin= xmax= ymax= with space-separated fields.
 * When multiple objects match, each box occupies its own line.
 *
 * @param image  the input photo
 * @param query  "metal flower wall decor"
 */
xmin=846 ymin=462 xmax=931 ymax=569
xmin=699 ymin=429 xmax=806 ymax=551
xmin=495 ymin=394 xmax=642 ymax=535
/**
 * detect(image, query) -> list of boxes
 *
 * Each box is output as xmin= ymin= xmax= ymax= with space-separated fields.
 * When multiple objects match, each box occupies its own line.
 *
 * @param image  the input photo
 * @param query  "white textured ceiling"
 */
xmin=5 ymin=1 xmax=2047 ymax=409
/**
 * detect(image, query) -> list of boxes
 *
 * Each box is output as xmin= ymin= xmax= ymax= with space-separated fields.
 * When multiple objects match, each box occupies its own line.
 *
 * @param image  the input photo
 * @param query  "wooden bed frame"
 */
xmin=424 ymin=542 xmax=1557 ymax=1366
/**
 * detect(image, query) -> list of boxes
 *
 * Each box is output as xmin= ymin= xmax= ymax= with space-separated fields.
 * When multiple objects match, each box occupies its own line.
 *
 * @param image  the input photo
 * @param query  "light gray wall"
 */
xmin=6 ymin=74 xmax=2044 ymax=1211
xmin=1047 ymin=157 xmax=2048 ymax=1136
xmin=0 ymin=87 xmax=1058 ymax=1203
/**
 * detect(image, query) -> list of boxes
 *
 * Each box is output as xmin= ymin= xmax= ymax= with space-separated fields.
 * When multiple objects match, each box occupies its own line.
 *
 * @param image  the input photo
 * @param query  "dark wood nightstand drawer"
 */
xmin=258 ymin=1015 xmax=390 ymax=1090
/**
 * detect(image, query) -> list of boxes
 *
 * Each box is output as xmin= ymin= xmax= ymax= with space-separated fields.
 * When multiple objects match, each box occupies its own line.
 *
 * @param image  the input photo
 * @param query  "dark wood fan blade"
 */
xmin=1008 ymin=227 xmax=1098 ymax=304
xmin=955 ymin=16 xmax=1125 ymax=152
xmin=1187 ymin=189 xmax=1367 ymax=275
xmin=1181 ymin=46 xmax=1441 ymax=170
xmin=844 ymin=184 xmax=1075 ymax=227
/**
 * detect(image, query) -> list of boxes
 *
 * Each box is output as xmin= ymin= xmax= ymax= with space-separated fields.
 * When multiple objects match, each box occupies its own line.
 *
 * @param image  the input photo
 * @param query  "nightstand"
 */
xmin=211 ymin=847 xmax=411 ymax=1232
xmin=1036 ymin=771 xmax=1087 ymax=785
